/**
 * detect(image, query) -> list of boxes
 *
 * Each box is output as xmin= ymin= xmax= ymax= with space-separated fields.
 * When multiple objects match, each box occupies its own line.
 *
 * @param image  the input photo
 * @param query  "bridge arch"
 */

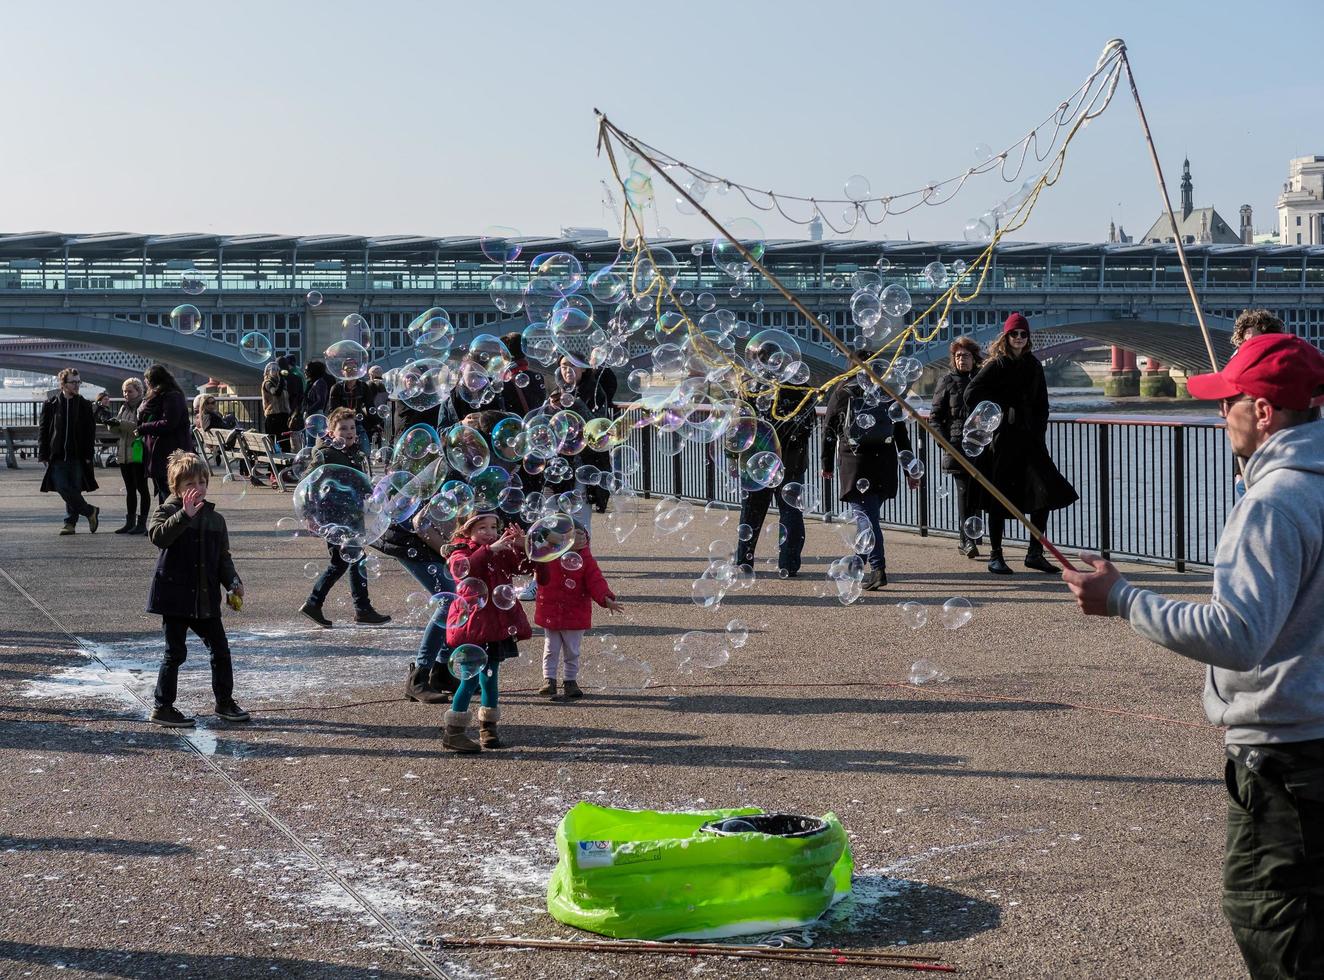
xmin=0 ymin=311 xmax=264 ymax=385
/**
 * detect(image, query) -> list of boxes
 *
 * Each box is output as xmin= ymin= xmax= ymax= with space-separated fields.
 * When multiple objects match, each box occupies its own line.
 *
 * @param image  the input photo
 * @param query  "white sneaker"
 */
xmin=518 ymin=581 xmax=538 ymax=601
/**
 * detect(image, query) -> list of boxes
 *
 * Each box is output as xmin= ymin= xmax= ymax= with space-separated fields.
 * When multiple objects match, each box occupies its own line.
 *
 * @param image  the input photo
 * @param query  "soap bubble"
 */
xmin=691 ymin=577 xmax=723 ymax=608
xmin=448 ymin=644 xmax=489 ymax=681
xmin=293 ymin=464 xmax=391 ymax=549
xmin=711 ymin=217 xmax=766 ymax=280
xmin=741 ymin=451 xmax=783 ymax=490
xmin=654 ymin=497 xmax=695 ymax=534
xmin=855 ymin=478 xmax=871 ymax=494
xmin=304 ymin=414 xmax=329 ymax=440
xmin=324 ymin=339 xmax=369 ymax=381
xmin=492 ymin=584 xmax=517 ymax=610
xmin=923 ymin=261 xmax=949 ymax=289
xmin=342 ymin=313 xmax=371 ymax=348
xmin=488 ymin=273 xmax=525 ymax=314
xmin=844 ymin=174 xmax=871 ymax=201
xmin=725 ymin=618 xmax=749 ymax=648
xmin=561 ymin=551 xmax=584 ymax=572
xmin=696 ymin=292 xmax=716 ymax=311
xmin=964 ymin=213 xmax=996 ymax=244
xmin=530 ymin=251 xmax=584 ymax=296
xmin=612 ymin=444 xmax=641 ymax=478
xmin=968 ymin=400 xmax=1004 ymax=432
xmin=239 ymin=332 xmax=273 ymax=364
xmin=527 ymin=512 xmax=576 ymax=563
xmin=302 ymin=561 xmax=320 ymax=580
xmin=180 ymin=269 xmax=207 ymax=295
xmin=443 ymin=424 xmax=490 ymax=478
xmin=897 ymin=601 xmax=928 ymax=630
xmin=395 ymin=423 xmax=440 ymax=461
xmin=941 ymin=597 xmax=974 ymax=630
xmin=305 ymin=290 xmax=323 ymax=307
xmin=879 ymin=284 xmax=912 ymax=318
xmin=170 ymin=304 xmax=203 ymax=335
xmin=909 ymin=659 xmax=948 ymax=685
xmin=476 ymin=225 xmax=521 ymax=263
xmin=410 ymin=313 xmax=454 ymax=354
xmin=745 ymin=329 xmax=802 ymax=383
xmin=779 ymin=481 xmax=805 ymax=509
xmin=962 ymin=516 xmax=985 ymax=540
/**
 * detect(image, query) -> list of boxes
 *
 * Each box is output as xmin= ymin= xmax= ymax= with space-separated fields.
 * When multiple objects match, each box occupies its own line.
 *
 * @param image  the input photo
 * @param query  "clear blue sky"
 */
xmin=1 ymin=0 xmax=1319 ymax=243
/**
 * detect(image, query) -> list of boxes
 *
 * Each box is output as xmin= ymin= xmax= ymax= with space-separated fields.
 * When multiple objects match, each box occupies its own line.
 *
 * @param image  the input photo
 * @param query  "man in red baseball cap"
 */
xmin=1064 ymin=332 xmax=1324 ymax=977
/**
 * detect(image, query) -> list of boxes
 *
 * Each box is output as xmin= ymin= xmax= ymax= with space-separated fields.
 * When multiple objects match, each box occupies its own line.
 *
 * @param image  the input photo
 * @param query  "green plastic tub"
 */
xmin=547 ymin=803 xmax=853 ymax=940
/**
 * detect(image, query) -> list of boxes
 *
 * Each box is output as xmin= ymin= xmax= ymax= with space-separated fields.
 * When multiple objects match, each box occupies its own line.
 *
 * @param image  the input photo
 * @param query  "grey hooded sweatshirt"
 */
xmin=1107 ymin=420 xmax=1324 ymax=745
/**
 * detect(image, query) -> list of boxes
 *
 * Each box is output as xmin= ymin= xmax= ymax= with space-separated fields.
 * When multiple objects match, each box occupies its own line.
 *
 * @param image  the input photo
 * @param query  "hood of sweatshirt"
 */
xmin=1242 ymin=420 xmax=1324 ymax=489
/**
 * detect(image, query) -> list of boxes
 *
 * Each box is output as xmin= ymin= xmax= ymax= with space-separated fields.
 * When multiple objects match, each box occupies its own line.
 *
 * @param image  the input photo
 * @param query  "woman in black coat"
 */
xmin=929 ymin=335 xmax=983 ymax=559
xmin=821 ymin=375 xmax=914 ymax=590
xmin=137 ymin=365 xmax=192 ymax=503
xmin=964 ymin=313 xmax=1078 ymax=575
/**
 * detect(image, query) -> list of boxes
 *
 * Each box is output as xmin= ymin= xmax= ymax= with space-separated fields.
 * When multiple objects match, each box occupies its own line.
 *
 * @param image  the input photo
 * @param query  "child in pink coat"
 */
xmin=533 ymin=523 xmax=625 ymax=700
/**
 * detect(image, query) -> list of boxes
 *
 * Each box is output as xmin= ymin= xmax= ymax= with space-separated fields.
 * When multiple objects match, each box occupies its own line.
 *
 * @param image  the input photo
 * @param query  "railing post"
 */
xmin=671 ymin=441 xmax=684 ymax=497
xmin=704 ymin=440 xmax=716 ymax=503
xmin=916 ymin=429 xmax=930 ymax=537
xmin=640 ymin=425 xmax=653 ymax=500
xmin=1172 ymin=425 xmax=1186 ymax=572
xmin=1097 ymin=424 xmax=1111 ymax=559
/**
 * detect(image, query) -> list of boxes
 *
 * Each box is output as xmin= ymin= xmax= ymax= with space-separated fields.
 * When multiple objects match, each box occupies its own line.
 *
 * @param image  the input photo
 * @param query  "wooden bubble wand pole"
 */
xmin=596 ymin=112 xmax=1077 ymax=572
xmin=1117 ymin=42 xmax=1219 ymax=372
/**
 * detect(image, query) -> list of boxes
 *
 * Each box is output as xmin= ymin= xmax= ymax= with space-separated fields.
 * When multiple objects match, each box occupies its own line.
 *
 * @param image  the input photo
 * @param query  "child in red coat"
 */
xmin=533 ymin=523 xmax=625 ymax=700
xmin=442 ymin=512 xmax=532 ymax=754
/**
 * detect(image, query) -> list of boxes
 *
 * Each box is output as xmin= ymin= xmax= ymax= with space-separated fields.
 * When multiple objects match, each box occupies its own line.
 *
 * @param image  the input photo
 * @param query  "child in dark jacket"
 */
xmin=534 ymin=523 xmax=624 ymax=700
xmin=146 ymin=451 xmax=247 ymax=728
xmin=441 ymin=511 xmax=532 ymax=754
xmin=298 ymin=408 xmax=391 ymax=629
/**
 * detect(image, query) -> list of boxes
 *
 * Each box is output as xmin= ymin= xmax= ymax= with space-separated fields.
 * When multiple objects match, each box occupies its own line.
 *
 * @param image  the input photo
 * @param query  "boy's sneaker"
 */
xmin=150 ymin=706 xmax=195 ymax=728
xmin=300 ymin=601 xmax=332 ymax=628
xmin=86 ymin=507 xmax=99 ymax=533
xmin=216 ymin=702 xmax=250 ymax=723
xmin=537 ymin=678 xmax=557 ymax=698
xmin=354 ymin=608 xmax=392 ymax=625
xmin=517 ymin=580 xmax=537 ymax=601
xmin=561 ymin=679 xmax=584 ymax=700
xmin=59 ymin=522 xmax=75 ymax=536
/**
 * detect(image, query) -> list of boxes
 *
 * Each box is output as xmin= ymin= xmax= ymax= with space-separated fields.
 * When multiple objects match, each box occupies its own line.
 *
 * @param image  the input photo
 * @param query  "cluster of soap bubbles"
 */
xmin=960 ymin=399 xmax=1003 ymax=457
xmin=896 ymin=597 xmax=973 ymax=685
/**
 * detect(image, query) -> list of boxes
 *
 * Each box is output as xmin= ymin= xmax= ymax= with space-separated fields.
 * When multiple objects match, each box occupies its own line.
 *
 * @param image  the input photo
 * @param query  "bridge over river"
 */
xmin=0 ymin=232 xmax=1321 ymax=386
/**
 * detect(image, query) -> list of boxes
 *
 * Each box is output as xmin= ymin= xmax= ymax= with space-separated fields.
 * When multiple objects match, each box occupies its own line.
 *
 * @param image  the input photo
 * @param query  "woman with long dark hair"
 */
xmin=137 ymin=365 xmax=192 ymax=503
xmin=965 ymin=313 xmax=1078 ymax=575
xmin=929 ymin=335 xmax=984 ymax=559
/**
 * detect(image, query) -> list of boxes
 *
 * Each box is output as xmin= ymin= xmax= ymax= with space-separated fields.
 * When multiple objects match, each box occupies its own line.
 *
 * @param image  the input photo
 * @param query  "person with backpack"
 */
xmin=821 ymin=373 xmax=915 ymax=590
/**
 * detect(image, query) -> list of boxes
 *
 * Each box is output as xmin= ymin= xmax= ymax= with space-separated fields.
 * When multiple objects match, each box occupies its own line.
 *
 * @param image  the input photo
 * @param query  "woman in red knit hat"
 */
xmin=965 ymin=312 xmax=1078 ymax=575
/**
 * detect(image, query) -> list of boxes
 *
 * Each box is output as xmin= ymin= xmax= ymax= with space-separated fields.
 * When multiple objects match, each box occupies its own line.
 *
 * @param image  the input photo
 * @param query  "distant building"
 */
xmin=808 ymin=214 xmax=824 ymax=241
xmin=1277 ymin=155 xmax=1324 ymax=245
xmin=1107 ymin=220 xmax=1132 ymax=243
xmin=1140 ymin=159 xmax=1240 ymax=244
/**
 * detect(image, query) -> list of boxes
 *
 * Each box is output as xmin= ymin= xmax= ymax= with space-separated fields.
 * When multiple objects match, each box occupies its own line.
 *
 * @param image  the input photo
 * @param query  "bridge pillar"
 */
xmin=1139 ymin=356 xmax=1176 ymax=397
xmin=1103 ymin=345 xmax=1140 ymax=397
xmin=303 ymin=302 xmax=362 ymax=366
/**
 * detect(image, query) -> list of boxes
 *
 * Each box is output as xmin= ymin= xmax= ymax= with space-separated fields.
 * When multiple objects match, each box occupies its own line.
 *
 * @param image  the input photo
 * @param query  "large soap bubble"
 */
xmin=239 ymin=332 xmax=273 ymax=364
xmin=324 ymin=339 xmax=369 ymax=381
xmin=293 ymin=464 xmax=391 ymax=549
xmin=444 ymin=424 xmax=491 ymax=478
xmin=527 ymin=512 xmax=576 ymax=563
xmin=170 ymin=304 xmax=203 ymax=336
xmin=744 ymin=330 xmax=801 ymax=383
xmin=448 ymin=643 xmax=489 ymax=681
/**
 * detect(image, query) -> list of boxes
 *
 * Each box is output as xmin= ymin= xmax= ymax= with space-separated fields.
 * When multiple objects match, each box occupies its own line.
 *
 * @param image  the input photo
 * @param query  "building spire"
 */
xmin=1180 ymin=158 xmax=1193 ymax=219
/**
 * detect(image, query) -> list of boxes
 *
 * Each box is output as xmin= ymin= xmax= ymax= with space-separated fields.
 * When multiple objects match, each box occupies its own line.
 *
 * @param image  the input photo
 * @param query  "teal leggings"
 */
xmin=451 ymin=659 xmax=499 ymax=711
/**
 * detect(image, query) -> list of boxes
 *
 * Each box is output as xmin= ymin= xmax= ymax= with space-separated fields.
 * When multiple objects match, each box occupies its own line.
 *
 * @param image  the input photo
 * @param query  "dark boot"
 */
xmin=959 ymin=540 xmax=980 ymax=559
xmin=538 ymin=678 xmax=557 ymax=698
xmin=129 ymin=516 xmax=147 ymax=535
xmin=86 ymin=506 xmax=99 ymax=533
xmin=114 ymin=515 xmax=136 ymax=534
xmin=987 ymin=552 xmax=1014 ymax=575
xmin=1024 ymin=552 xmax=1057 ymax=574
xmin=300 ymin=601 xmax=332 ymax=628
xmin=477 ymin=706 xmax=504 ymax=749
xmin=405 ymin=664 xmax=450 ymax=704
xmin=561 ymin=679 xmax=583 ymax=700
xmin=354 ymin=607 xmax=392 ymax=625
xmin=441 ymin=709 xmax=480 ymax=753
xmin=428 ymin=662 xmax=459 ymax=696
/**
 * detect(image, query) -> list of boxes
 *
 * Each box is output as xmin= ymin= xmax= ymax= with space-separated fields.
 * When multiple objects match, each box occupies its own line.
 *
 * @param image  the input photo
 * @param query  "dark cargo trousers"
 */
xmin=1222 ymin=740 xmax=1324 ymax=980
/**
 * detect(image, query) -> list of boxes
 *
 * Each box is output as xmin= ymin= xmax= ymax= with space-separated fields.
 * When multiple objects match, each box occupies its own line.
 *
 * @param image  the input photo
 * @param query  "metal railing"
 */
xmin=620 ymin=409 xmax=1234 ymax=571
xmin=1 ymin=396 xmax=267 ymax=431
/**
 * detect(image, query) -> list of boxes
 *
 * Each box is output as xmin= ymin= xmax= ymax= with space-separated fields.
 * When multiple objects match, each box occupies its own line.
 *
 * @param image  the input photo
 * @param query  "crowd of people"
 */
xmin=30 ymin=308 xmax=1324 ymax=976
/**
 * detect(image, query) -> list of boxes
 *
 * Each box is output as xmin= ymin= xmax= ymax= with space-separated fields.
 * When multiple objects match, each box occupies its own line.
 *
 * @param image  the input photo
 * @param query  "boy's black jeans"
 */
xmin=154 ymin=616 xmax=233 ymax=709
xmin=308 ymin=542 xmax=370 ymax=611
xmin=1222 ymin=739 xmax=1324 ymax=979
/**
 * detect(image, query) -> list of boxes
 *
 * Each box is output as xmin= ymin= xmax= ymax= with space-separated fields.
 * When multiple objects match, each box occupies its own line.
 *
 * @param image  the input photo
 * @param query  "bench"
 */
xmin=241 ymin=430 xmax=300 ymax=491
xmin=4 ymin=425 xmax=118 ymax=469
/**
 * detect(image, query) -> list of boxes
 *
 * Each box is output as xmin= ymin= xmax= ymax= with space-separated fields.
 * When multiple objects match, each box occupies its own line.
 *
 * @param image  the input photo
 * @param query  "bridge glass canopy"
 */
xmin=0 ymin=234 xmax=1322 ymax=295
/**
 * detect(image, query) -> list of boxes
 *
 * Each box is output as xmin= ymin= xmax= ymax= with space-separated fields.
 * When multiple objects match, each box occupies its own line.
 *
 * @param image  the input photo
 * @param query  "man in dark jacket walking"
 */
xmin=38 ymin=368 xmax=100 ymax=535
xmin=736 ymin=388 xmax=816 ymax=576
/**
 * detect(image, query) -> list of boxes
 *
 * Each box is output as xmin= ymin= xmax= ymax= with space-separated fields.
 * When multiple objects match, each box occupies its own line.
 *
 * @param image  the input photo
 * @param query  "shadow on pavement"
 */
xmin=0 ymin=835 xmax=192 ymax=857
xmin=0 ymin=941 xmax=419 ymax=979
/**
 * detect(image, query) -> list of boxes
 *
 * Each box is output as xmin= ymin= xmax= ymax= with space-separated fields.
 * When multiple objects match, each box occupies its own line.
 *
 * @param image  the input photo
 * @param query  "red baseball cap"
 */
xmin=1002 ymin=312 xmax=1030 ymax=334
xmin=1186 ymin=333 xmax=1324 ymax=411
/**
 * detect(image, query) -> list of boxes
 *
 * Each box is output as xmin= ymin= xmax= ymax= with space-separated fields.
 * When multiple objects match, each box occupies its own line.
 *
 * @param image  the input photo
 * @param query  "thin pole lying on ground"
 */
xmin=1117 ymin=43 xmax=1219 ymax=373
xmin=433 ymin=935 xmax=957 ymax=972
xmin=597 ymin=112 xmax=1077 ymax=571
